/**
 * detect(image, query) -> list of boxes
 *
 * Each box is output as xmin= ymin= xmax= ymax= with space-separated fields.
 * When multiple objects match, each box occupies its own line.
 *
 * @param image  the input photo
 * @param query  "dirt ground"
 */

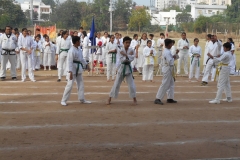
xmin=0 ymin=71 xmax=240 ymax=160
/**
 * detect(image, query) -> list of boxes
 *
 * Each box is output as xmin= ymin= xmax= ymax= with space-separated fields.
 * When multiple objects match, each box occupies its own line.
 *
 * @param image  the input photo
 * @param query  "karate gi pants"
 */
xmin=33 ymin=56 xmax=41 ymax=69
xmin=58 ymin=52 xmax=67 ymax=79
xmin=61 ymin=73 xmax=85 ymax=102
xmin=20 ymin=51 xmax=34 ymax=80
xmin=137 ymin=53 xmax=144 ymax=73
xmin=158 ymin=50 xmax=163 ymax=64
xmin=43 ymin=52 xmax=52 ymax=67
xmin=107 ymin=56 xmax=116 ymax=80
xmin=215 ymin=66 xmax=232 ymax=100
xmin=229 ymin=54 xmax=236 ymax=74
xmin=177 ymin=52 xmax=189 ymax=74
xmin=189 ymin=57 xmax=200 ymax=80
xmin=202 ymin=59 xmax=217 ymax=82
xmin=16 ymin=54 xmax=21 ymax=69
xmin=109 ymin=73 xmax=136 ymax=98
xmin=143 ymin=64 xmax=154 ymax=80
xmin=156 ymin=66 xmax=175 ymax=100
xmin=0 ymin=54 xmax=17 ymax=78
xmin=131 ymin=57 xmax=137 ymax=69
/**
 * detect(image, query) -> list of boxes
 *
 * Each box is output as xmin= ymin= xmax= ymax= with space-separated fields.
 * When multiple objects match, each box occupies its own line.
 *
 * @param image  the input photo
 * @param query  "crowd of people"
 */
xmin=0 ymin=26 xmax=237 ymax=105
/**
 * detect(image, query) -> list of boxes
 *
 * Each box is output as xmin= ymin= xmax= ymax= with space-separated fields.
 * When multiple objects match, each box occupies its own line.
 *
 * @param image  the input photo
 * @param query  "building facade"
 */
xmin=197 ymin=0 xmax=231 ymax=5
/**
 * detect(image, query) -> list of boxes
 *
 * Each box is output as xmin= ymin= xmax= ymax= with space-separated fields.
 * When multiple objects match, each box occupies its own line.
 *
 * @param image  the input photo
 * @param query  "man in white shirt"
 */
xmin=0 ymin=26 xmax=18 ymax=81
xmin=156 ymin=33 xmax=165 ymax=65
xmin=177 ymin=32 xmax=190 ymax=75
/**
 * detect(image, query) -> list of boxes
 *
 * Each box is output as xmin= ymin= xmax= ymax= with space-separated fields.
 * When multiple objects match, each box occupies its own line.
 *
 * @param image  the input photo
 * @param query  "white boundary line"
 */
xmin=0 ymin=138 xmax=240 ymax=151
xmin=193 ymin=158 xmax=240 ymax=160
xmin=1 ymin=120 xmax=240 ymax=130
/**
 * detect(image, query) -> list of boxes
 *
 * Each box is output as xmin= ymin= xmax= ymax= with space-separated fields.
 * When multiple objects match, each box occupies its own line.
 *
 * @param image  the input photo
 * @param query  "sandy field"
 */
xmin=0 ymin=70 xmax=240 ymax=160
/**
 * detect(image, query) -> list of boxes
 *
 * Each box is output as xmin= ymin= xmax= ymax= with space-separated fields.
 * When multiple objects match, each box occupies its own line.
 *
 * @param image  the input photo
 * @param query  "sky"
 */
xmin=17 ymin=0 xmax=149 ymax=6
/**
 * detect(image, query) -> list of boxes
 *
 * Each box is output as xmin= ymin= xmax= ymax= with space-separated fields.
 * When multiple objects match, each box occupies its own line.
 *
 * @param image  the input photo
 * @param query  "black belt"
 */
xmin=2 ymin=49 xmax=16 ymax=55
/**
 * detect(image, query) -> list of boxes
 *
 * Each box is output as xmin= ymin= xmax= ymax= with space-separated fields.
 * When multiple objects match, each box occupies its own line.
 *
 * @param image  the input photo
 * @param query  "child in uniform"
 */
xmin=43 ymin=36 xmax=53 ymax=70
xmin=154 ymin=39 xmax=179 ymax=105
xmin=188 ymin=38 xmax=202 ymax=81
xmin=209 ymin=42 xmax=233 ymax=104
xmin=143 ymin=40 xmax=156 ymax=82
xmin=130 ymin=34 xmax=139 ymax=71
xmin=33 ymin=35 xmax=42 ymax=71
xmin=61 ymin=36 xmax=91 ymax=106
xmin=107 ymin=36 xmax=137 ymax=105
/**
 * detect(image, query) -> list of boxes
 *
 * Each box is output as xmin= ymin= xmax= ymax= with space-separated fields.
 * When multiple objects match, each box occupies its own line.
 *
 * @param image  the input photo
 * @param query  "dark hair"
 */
xmin=164 ymin=39 xmax=172 ymax=46
xmin=35 ymin=34 xmax=41 ymax=39
xmin=79 ymin=27 xmax=83 ymax=30
xmin=82 ymin=31 xmax=87 ymax=37
xmin=22 ymin=28 xmax=27 ymax=32
xmin=45 ymin=36 xmax=49 ymax=39
xmin=149 ymin=34 xmax=154 ymax=37
xmin=104 ymin=32 xmax=108 ymax=35
xmin=28 ymin=30 xmax=32 ymax=33
xmin=223 ymin=42 xmax=231 ymax=50
xmin=36 ymin=28 xmax=40 ymax=31
xmin=228 ymin=38 xmax=234 ymax=44
xmin=43 ymin=34 xmax=48 ymax=38
xmin=194 ymin=38 xmax=199 ymax=42
xmin=207 ymin=34 xmax=211 ymax=38
xmin=211 ymin=35 xmax=215 ymax=38
xmin=172 ymin=40 xmax=175 ymax=44
xmin=109 ymin=35 xmax=114 ymax=42
xmin=133 ymin=34 xmax=138 ymax=38
xmin=72 ymin=36 xmax=80 ymax=44
xmin=115 ymin=32 xmax=119 ymax=35
xmin=181 ymin=32 xmax=186 ymax=36
xmin=14 ymin=28 xmax=19 ymax=32
xmin=62 ymin=31 xmax=68 ymax=37
xmin=160 ymin=33 xmax=165 ymax=36
xmin=5 ymin=26 xmax=12 ymax=30
xmin=123 ymin=36 xmax=132 ymax=43
xmin=147 ymin=40 xmax=152 ymax=44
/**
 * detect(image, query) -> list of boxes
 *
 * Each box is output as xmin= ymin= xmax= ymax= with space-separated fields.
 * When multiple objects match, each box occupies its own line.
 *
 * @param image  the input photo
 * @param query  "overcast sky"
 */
xmin=17 ymin=0 xmax=149 ymax=6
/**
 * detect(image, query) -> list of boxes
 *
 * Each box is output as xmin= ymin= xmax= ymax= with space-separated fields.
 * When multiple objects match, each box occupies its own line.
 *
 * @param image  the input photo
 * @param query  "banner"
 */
xmin=35 ymin=24 xmax=57 ymax=40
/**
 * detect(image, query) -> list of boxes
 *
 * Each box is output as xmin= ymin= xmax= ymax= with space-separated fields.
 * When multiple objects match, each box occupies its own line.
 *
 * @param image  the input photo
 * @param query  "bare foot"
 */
xmin=150 ymin=80 xmax=154 ymax=83
xmin=106 ymin=97 xmax=111 ymax=105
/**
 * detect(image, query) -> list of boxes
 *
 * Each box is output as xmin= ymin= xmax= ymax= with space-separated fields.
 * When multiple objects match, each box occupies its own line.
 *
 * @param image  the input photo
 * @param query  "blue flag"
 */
xmin=89 ymin=17 xmax=96 ymax=53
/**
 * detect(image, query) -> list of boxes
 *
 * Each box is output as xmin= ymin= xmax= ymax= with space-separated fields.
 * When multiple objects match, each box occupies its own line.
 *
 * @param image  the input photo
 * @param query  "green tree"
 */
xmin=128 ymin=8 xmax=151 ymax=32
xmin=183 ymin=5 xmax=191 ymax=12
xmin=33 ymin=11 xmax=38 ymax=20
xmin=42 ymin=0 xmax=56 ymax=10
xmin=163 ymin=5 xmax=181 ymax=12
xmin=41 ymin=14 xmax=50 ymax=21
xmin=193 ymin=15 xmax=210 ymax=33
xmin=176 ymin=12 xmax=192 ymax=23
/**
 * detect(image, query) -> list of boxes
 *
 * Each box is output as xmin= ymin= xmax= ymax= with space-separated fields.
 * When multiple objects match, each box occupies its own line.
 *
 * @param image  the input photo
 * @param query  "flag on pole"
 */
xmin=89 ymin=17 xmax=96 ymax=53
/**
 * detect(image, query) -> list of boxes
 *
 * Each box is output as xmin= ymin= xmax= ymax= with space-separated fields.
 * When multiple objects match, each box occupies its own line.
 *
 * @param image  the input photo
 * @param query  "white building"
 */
xmin=21 ymin=0 xmax=51 ymax=21
xmin=197 ymin=0 xmax=231 ymax=5
xmin=148 ymin=10 xmax=183 ymax=26
xmin=191 ymin=4 xmax=227 ymax=20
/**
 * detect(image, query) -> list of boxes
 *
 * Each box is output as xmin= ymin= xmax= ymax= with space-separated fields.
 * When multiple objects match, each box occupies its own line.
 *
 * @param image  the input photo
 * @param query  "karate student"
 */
xmin=149 ymin=34 xmax=155 ymax=48
xmin=107 ymin=36 xmax=137 ymax=105
xmin=106 ymin=35 xmax=118 ymax=82
xmin=137 ymin=33 xmax=148 ymax=75
xmin=177 ymin=32 xmax=189 ymax=75
xmin=78 ymin=27 xmax=84 ymax=42
xmin=156 ymin=33 xmax=165 ymax=64
xmin=201 ymin=35 xmax=222 ymax=86
xmin=32 ymin=35 xmax=42 ymax=71
xmin=0 ymin=26 xmax=18 ymax=81
xmin=82 ymin=31 xmax=89 ymax=62
xmin=209 ymin=42 xmax=232 ymax=104
xmin=202 ymin=34 xmax=212 ymax=74
xmin=18 ymin=28 xmax=36 ymax=82
xmin=188 ymin=38 xmax=202 ymax=82
xmin=61 ymin=36 xmax=91 ymax=106
xmin=143 ymin=40 xmax=156 ymax=82
xmin=154 ymin=39 xmax=179 ymax=105
xmin=94 ymin=32 xmax=103 ymax=67
xmin=227 ymin=38 xmax=236 ymax=75
xmin=43 ymin=36 xmax=53 ymax=71
xmin=56 ymin=31 xmax=72 ymax=82
xmin=102 ymin=32 xmax=109 ymax=66
xmin=114 ymin=32 xmax=123 ymax=69
xmin=171 ymin=40 xmax=176 ymax=55
xmin=130 ymin=34 xmax=139 ymax=71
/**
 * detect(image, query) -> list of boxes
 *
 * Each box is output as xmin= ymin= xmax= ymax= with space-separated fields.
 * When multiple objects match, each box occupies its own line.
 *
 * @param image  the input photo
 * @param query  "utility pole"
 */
xmin=109 ymin=0 xmax=113 ymax=35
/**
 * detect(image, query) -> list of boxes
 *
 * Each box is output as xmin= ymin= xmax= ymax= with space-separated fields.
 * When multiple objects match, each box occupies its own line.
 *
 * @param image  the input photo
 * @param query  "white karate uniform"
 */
xmin=61 ymin=46 xmax=88 ymax=103
xmin=43 ymin=41 xmax=53 ymax=67
xmin=202 ymin=40 xmax=211 ymax=73
xmin=137 ymin=39 xmax=147 ymax=73
xmin=202 ymin=40 xmax=222 ymax=82
xmin=82 ymin=36 xmax=89 ymax=61
xmin=18 ymin=35 xmax=35 ymax=81
xmin=188 ymin=45 xmax=202 ymax=80
xmin=56 ymin=38 xmax=72 ymax=79
xmin=142 ymin=46 xmax=156 ymax=81
xmin=212 ymin=51 xmax=232 ymax=101
xmin=156 ymin=38 xmax=165 ymax=64
xmin=109 ymin=47 xmax=136 ymax=98
xmin=102 ymin=36 xmax=109 ymax=65
xmin=229 ymin=43 xmax=236 ymax=75
xmin=177 ymin=38 xmax=190 ymax=74
xmin=151 ymin=39 xmax=156 ymax=48
xmin=106 ymin=41 xmax=118 ymax=80
xmin=156 ymin=48 xmax=178 ymax=100
xmin=114 ymin=38 xmax=123 ymax=69
xmin=94 ymin=37 xmax=103 ymax=62
xmin=32 ymin=40 xmax=42 ymax=70
xmin=0 ymin=33 xmax=18 ymax=78
xmin=130 ymin=39 xmax=138 ymax=69
xmin=51 ymin=43 xmax=56 ymax=66
xmin=171 ymin=45 xmax=176 ymax=55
